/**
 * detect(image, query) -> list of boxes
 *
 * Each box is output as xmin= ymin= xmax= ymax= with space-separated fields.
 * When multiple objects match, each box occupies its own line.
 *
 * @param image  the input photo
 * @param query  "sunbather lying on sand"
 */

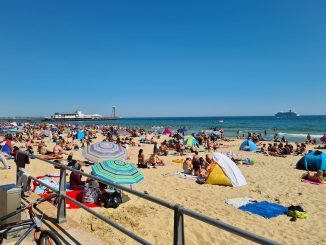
xmin=302 ymin=170 xmax=324 ymax=183
xmin=53 ymin=142 xmax=67 ymax=155
xmin=37 ymin=154 xmax=64 ymax=160
xmin=37 ymin=141 xmax=53 ymax=155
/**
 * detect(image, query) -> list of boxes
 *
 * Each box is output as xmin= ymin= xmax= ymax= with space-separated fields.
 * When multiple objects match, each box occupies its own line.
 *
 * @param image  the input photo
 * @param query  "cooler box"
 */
xmin=0 ymin=184 xmax=22 ymax=225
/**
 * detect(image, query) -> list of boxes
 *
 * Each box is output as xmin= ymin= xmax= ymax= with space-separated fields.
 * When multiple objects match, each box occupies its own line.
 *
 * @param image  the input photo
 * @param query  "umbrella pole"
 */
xmin=130 ymin=184 xmax=132 ymax=190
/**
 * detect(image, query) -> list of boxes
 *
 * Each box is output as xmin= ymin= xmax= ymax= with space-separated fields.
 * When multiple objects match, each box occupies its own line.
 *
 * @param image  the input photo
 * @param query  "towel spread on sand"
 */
xmin=174 ymin=172 xmax=198 ymax=181
xmin=225 ymin=197 xmax=257 ymax=209
xmin=239 ymin=201 xmax=288 ymax=219
xmin=301 ymin=179 xmax=324 ymax=185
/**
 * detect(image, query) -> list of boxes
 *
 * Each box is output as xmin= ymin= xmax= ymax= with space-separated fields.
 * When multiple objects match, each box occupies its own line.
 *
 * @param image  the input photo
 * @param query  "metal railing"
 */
xmin=16 ymin=151 xmax=282 ymax=245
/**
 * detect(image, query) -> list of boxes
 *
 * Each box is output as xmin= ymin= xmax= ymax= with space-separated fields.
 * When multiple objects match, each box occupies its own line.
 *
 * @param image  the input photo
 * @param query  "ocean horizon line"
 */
xmin=1 ymin=114 xmax=326 ymax=119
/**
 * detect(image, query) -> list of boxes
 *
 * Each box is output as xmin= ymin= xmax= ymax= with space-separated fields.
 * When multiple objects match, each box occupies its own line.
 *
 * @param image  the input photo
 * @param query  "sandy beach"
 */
xmin=1 ymin=132 xmax=325 ymax=245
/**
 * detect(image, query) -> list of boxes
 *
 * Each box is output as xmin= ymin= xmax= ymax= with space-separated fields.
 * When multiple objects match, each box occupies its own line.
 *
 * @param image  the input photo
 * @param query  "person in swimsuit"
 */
xmin=192 ymin=152 xmax=201 ymax=176
xmin=53 ymin=141 xmax=66 ymax=155
xmin=183 ymin=158 xmax=192 ymax=174
xmin=37 ymin=141 xmax=52 ymax=155
xmin=137 ymin=149 xmax=147 ymax=168
xmin=303 ymin=170 xmax=324 ymax=183
xmin=146 ymin=153 xmax=164 ymax=166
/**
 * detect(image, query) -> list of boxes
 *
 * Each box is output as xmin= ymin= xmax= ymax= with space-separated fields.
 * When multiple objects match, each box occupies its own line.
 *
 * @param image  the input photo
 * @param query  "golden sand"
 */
xmin=1 ymin=135 xmax=325 ymax=245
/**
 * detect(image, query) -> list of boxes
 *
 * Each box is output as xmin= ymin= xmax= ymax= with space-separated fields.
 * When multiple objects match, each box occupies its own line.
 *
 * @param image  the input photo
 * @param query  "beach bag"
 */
xmin=104 ymin=191 xmax=122 ymax=209
xmin=82 ymin=184 xmax=99 ymax=204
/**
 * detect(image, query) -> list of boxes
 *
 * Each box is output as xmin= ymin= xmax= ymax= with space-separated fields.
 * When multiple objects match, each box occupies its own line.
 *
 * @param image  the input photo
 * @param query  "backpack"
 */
xmin=104 ymin=191 xmax=122 ymax=209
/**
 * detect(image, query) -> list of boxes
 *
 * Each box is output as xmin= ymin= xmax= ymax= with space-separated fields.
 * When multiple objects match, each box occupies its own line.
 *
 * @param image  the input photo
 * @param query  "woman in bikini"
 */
xmin=137 ymin=149 xmax=147 ymax=168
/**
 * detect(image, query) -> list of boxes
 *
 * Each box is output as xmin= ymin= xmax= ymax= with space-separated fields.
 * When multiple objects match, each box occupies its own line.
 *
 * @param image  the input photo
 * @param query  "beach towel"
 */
xmin=225 ymin=197 xmax=257 ymax=209
xmin=174 ymin=172 xmax=197 ymax=181
xmin=301 ymin=179 xmax=324 ymax=185
xmin=239 ymin=201 xmax=288 ymax=219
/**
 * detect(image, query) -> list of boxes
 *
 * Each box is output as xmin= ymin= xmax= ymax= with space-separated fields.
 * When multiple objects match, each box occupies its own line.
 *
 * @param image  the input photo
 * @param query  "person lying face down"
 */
xmin=302 ymin=170 xmax=324 ymax=183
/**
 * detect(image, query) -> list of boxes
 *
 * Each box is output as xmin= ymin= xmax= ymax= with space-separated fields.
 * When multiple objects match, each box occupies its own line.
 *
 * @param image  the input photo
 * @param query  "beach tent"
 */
xmin=296 ymin=150 xmax=326 ymax=171
xmin=239 ymin=140 xmax=258 ymax=151
xmin=77 ymin=131 xmax=85 ymax=140
xmin=163 ymin=128 xmax=173 ymax=135
xmin=116 ymin=130 xmax=132 ymax=136
xmin=205 ymin=152 xmax=247 ymax=187
xmin=184 ymin=136 xmax=199 ymax=147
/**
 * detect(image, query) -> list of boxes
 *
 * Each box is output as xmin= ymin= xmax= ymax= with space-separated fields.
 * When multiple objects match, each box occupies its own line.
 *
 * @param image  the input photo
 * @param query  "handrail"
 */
xmin=17 ymin=151 xmax=282 ymax=245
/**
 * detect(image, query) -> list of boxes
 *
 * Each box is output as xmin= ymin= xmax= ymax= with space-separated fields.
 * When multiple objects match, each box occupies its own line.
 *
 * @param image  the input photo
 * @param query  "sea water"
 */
xmin=54 ymin=115 xmax=326 ymax=142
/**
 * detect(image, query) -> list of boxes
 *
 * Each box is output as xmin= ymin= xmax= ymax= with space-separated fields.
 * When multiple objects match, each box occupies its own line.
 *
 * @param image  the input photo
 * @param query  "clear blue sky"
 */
xmin=1 ymin=1 xmax=325 ymax=117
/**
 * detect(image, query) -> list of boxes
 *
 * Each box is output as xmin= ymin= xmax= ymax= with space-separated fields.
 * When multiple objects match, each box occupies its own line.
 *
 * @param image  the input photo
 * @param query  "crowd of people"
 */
xmin=1 ymin=122 xmax=325 ymax=188
xmin=259 ymin=142 xmax=308 ymax=157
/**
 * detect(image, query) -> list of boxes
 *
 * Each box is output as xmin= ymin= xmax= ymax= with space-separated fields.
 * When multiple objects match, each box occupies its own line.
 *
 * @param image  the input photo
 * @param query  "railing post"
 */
xmin=57 ymin=167 xmax=67 ymax=223
xmin=16 ymin=167 xmax=20 ymax=186
xmin=173 ymin=204 xmax=185 ymax=245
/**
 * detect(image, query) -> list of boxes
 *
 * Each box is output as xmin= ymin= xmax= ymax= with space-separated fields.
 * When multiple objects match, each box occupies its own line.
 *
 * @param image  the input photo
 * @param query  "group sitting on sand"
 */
xmin=258 ymin=141 xmax=307 ymax=157
xmin=182 ymin=152 xmax=212 ymax=178
xmin=137 ymin=149 xmax=165 ymax=168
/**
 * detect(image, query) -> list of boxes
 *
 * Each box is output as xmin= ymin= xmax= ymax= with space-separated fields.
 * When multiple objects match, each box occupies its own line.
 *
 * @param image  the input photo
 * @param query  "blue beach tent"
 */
xmin=239 ymin=140 xmax=258 ymax=151
xmin=296 ymin=151 xmax=326 ymax=171
xmin=77 ymin=131 xmax=85 ymax=140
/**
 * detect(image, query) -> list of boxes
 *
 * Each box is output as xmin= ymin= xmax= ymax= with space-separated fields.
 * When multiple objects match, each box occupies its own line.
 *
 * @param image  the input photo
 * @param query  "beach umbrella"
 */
xmin=163 ymin=128 xmax=173 ymax=135
xmin=91 ymin=160 xmax=144 ymax=185
xmin=177 ymin=127 xmax=187 ymax=134
xmin=205 ymin=130 xmax=221 ymax=136
xmin=185 ymin=136 xmax=199 ymax=147
xmin=82 ymin=141 xmax=127 ymax=163
xmin=212 ymin=131 xmax=221 ymax=136
xmin=116 ymin=130 xmax=132 ymax=136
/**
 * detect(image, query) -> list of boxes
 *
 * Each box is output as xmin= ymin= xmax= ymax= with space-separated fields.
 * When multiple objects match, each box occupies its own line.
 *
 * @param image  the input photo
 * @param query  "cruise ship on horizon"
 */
xmin=275 ymin=110 xmax=300 ymax=117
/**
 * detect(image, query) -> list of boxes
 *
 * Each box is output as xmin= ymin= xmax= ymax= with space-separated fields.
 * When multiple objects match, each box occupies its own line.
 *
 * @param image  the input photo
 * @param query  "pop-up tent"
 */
xmin=296 ymin=150 xmax=326 ymax=171
xmin=184 ymin=136 xmax=199 ymax=147
xmin=163 ymin=128 xmax=173 ymax=135
xmin=205 ymin=152 xmax=247 ymax=187
xmin=239 ymin=140 xmax=258 ymax=151
xmin=77 ymin=131 xmax=85 ymax=140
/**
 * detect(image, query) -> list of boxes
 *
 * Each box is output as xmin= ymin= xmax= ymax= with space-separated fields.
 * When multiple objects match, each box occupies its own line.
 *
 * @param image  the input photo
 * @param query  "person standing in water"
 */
xmin=307 ymin=133 xmax=311 ymax=144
